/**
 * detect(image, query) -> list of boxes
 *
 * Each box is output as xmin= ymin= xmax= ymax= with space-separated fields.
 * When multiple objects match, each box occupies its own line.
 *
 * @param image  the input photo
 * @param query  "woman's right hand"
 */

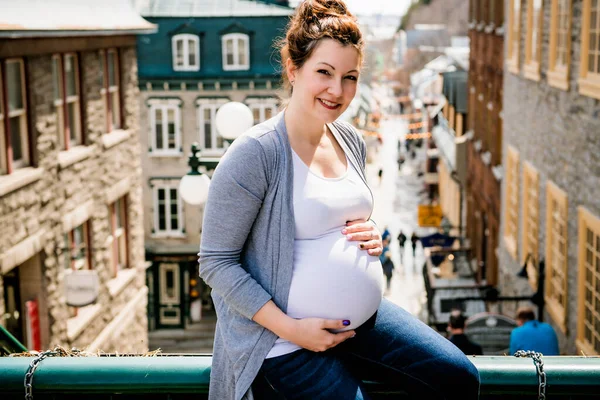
xmin=283 ymin=318 xmax=356 ymax=352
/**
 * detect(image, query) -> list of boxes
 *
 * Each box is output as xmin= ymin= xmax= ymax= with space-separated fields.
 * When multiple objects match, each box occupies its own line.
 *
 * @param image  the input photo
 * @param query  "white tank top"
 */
xmin=266 ymin=148 xmax=384 ymax=358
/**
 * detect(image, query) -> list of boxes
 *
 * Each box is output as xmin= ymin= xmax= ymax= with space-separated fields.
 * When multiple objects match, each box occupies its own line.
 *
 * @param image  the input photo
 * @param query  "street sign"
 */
xmin=65 ymin=270 xmax=99 ymax=307
xmin=418 ymin=204 xmax=443 ymax=227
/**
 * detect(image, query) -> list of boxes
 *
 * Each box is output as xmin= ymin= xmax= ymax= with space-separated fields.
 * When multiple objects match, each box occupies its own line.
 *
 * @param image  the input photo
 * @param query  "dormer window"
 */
xmin=172 ymin=34 xmax=200 ymax=71
xmin=222 ymin=33 xmax=250 ymax=71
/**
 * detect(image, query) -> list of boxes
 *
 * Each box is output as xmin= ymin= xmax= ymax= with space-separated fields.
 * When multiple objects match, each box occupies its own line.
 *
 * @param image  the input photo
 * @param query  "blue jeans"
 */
xmin=253 ymin=299 xmax=480 ymax=400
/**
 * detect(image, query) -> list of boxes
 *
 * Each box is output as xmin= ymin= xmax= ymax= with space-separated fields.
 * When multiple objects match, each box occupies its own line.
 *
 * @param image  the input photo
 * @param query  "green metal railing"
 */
xmin=1 ymin=355 xmax=600 ymax=399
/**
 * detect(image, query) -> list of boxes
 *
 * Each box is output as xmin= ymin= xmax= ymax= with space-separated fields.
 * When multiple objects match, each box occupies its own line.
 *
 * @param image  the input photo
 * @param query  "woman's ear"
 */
xmin=285 ymin=58 xmax=296 ymax=85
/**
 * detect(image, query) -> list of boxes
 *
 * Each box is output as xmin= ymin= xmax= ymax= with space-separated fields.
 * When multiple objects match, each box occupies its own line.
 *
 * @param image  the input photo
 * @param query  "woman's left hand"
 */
xmin=342 ymin=219 xmax=383 ymax=256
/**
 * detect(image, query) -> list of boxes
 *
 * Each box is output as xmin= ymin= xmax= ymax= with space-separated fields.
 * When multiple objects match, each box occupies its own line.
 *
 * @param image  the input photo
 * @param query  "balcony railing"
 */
xmin=1 ymin=354 xmax=600 ymax=399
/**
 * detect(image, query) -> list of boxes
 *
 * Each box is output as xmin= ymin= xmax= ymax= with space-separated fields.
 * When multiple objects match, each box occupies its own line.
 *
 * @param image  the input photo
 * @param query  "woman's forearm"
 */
xmin=252 ymin=300 xmax=296 ymax=339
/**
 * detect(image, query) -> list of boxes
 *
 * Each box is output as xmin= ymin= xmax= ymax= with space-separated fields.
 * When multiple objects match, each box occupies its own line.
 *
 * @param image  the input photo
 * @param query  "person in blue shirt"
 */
xmin=509 ymin=306 xmax=559 ymax=355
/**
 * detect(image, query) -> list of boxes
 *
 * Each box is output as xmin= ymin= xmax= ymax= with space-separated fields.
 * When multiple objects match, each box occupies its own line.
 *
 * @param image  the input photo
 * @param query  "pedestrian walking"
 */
xmin=411 ymin=231 xmax=420 ymax=257
xmin=447 ymin=310 xmax=483 ymax=356
xmin=509 ymin=306 xmax=559 ymax=355
xmin=198 ymin=1 xmax=479 ymax=399
xmin=397 ymin=230 xmax=407 ymax=261
xmin=381 ymin=226 xmax=391 ymax=242
xmin=380 ymin=240 xmax=394 ymax=293
xmin=377 ymin=167 xmax=383 ymax=184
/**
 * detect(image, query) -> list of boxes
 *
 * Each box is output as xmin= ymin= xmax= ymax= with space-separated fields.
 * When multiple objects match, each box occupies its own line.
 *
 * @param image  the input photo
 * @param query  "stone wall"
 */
xmin=499 ymin=0 xmax=600 ymax=354
xmin=0 ymin=41 xmax=147 ymax=353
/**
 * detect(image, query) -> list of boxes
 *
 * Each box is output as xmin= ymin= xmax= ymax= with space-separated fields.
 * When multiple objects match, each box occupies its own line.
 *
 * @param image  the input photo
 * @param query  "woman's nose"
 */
xmin=328 ymin=79 xmax=343 ymax=97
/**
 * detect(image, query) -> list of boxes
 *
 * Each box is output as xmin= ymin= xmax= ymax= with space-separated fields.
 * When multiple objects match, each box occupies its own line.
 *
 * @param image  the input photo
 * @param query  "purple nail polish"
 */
xmin=343 ymin=320 xmax=351 ymax=326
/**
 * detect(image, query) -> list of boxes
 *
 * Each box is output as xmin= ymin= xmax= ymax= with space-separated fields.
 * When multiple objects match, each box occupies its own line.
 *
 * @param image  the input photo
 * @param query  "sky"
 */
xmin=288 ymin=0 xmax=412 ymax=16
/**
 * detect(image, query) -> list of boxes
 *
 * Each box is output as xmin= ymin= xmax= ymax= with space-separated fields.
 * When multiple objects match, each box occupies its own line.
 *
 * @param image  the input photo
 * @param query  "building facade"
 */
xmin=135 ymin=0 xmax=293 ymax=330
xmin=0 ymin=1 xmax=154 ymax=352
xmin=466 ymin=0 xmax=505 ymax=286
xmin=499 ymin=0 xmax=600 ymax=355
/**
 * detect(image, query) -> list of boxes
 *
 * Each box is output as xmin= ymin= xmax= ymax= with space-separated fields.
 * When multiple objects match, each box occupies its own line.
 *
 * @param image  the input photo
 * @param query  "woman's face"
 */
xmin=287 ymin=38 xmax=360 ymax=124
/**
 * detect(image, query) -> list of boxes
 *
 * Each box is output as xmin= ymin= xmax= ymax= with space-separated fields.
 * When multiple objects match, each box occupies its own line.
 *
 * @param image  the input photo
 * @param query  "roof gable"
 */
xmin=134 ymin=0 xmax=294 ymax=17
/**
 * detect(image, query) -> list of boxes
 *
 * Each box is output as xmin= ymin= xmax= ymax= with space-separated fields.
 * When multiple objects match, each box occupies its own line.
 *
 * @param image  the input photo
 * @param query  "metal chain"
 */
xmin=514 ymin=350 xmax=547 ymax=400
xmin=23 ymin=348 xmax=60 ymax=400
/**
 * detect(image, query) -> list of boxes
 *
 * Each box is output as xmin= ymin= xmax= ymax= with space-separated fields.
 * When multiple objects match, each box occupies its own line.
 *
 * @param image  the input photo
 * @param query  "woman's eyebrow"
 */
xmin=317 ymin=62 xmax=358 ymax=74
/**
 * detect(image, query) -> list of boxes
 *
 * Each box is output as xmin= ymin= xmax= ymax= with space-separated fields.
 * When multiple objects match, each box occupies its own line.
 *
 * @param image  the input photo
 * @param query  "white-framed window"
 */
xmin=172 ymin=34 xmax=200 ymax=71
xmin=245 ymin=97 xmax=278 ymax=125
xmin=196 ymin=98 xmax=229 ymax=155
xmin=110 ymin=196 xmax=128 ymax=277
xmin=148 ymin=99 xmax=182 ymax=155
xmin=222 ymin=33 xmax=250 ymax=71
xmin=2 ymin=59 xmax=29 ymax=173
xmin=153 ymin=181 xmax=184 ymax=236
xmin=53 ymin=53 xmax=83 ymax=150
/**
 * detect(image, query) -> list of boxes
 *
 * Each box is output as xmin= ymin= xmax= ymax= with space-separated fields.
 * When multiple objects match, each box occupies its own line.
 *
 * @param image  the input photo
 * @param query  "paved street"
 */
xmin=366 ymin=117 xmax=429 ymax=322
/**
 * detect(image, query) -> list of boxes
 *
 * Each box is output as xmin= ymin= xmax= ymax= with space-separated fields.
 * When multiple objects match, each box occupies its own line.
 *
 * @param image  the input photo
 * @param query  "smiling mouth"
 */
xmin=318 ymin=98 xmax=341 ymax=110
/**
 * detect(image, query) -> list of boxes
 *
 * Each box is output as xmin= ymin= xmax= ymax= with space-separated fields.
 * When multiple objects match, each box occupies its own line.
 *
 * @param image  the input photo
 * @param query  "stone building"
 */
xmin=0 ymin=1 xmax=155 ymax=352
xmin=134 ymin=0 xmax=293 ymax=330
xmin=499 ymin=0 xmax=600 ymax=355
xmin=465 ymin=0 xmax=505 ymax=286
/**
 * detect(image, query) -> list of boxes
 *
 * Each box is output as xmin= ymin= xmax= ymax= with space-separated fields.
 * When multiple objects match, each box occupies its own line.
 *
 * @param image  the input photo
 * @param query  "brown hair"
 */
xmin=516 ymin=306 xmax=536 ymax=322
xmin=278 ymin=0 xmax=364 ymax=92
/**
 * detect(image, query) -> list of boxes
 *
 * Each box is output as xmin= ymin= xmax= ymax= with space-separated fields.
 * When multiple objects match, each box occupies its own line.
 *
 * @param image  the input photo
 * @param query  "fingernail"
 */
xmin=343 ymin=320 xmax=351 ymax=326
xmin=346 ymin=235 xmax=352 ymax=240
xmin=341 ymin=229 xmax=347 ymax=234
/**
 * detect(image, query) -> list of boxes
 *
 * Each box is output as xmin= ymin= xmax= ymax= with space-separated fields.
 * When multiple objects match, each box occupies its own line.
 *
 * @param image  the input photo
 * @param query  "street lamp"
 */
xmin=215 ymin=101 xmax=254 ymax=143
xmin=179 ymin=143 xmax=211 ymax=206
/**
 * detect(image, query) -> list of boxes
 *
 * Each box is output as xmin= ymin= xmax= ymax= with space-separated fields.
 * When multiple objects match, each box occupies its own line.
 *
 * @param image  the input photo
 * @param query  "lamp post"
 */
xmin=214 ymin=101 xmax=254 ymax=144
xmin=179 ymin=143 xmax=211 ymax=206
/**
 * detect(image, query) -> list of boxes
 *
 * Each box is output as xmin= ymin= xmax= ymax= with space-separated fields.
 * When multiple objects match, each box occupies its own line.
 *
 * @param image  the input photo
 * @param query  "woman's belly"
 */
xmin=286 ymin=230 xmax=385 ymax=332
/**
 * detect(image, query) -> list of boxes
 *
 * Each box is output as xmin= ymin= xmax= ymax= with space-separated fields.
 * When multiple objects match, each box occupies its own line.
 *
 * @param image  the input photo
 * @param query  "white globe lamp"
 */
xmin=215 ymin=101 xmax=254 ymax=141
xmin=179 ymin=143 xmax=211 ymax=206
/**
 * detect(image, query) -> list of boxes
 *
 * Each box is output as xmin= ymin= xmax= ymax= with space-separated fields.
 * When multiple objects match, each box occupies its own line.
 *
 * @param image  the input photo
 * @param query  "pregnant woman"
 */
xmin=198 ymin=1 xmax=480 ymax=399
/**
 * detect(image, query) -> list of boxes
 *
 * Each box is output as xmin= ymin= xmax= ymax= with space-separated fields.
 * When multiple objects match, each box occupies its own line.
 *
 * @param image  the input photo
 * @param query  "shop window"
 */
xmin=508 ymin=0 xmax=522 ymax=73
xmin=524 ymin=0 xmax=544 ymax=81
xmin=576 ymin=207 xmax=600 ymax=355
xmin=578 ymin=0 xmax=600 ymax=99
xmin=522 ymin=162 xmax=540 ymax=290
xmin=545 ymin=181 xmax=568 ymax=332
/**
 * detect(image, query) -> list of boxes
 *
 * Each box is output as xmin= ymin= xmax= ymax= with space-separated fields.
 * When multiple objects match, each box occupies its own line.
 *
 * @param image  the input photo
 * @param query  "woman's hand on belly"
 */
xmin=342 ymin=219 xmax=383 ymax=256
xmin=281 ymin=318 xmax=356 ymax=353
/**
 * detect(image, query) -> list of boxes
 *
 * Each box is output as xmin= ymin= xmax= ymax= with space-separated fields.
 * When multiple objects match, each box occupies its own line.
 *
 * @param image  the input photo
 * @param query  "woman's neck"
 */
xmin=284 ymin=100 xmax=327 ymax=147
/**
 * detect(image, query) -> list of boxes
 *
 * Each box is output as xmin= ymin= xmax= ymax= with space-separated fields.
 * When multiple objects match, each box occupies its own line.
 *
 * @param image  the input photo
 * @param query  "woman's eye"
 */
xmin=317 ymin=69 xmax=330 ymax=75
xmin=345 ymin=76 xmax=358 ymax=81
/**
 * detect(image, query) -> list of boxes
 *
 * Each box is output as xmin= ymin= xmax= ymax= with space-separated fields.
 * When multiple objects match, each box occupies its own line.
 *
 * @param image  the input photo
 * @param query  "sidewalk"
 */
xmin=365 ymin=118 xmax=428 ymax=321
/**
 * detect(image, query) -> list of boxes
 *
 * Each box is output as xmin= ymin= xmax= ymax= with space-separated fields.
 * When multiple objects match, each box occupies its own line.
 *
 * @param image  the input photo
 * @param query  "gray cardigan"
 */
xmin=198 ymin=111 xmax=369 ymax=400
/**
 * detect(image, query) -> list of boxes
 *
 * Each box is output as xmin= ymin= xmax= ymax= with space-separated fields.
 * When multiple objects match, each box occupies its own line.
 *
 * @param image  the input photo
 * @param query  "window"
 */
xmin=548 ymin=0 xmax=572 ymax=90
xmin=149 ymin=99 xmax=182 ymax=155
xmin=508 ymin=0 xmax=522 ymax=73
xmin=53 ymin=54 xmax=82 ymax=149
xmin=197 ymin=98 xmax=229 ymax=155
xmin=577 ymin=207 xmax=600 ymax=355
xmin=172 ymin=34 xmax=200 ymax=71
xmin=545 ymin=181 xmax=568 ymax=332
xmin=524 ymin=0 xmax=544 ymax=81
xmin=503 ymin=146 xmax=519 ymax=259
xmin=110 ymin=197 xmax=128 ymax=277
xmin=153 ymin=182 xmax=183 ymax=236
xmin=100 ymin=49 xmax=121 ymax=133
xmin=246 ymin=98 xmax=278 ymax=125
xmin=1 ymin=59 xmax=29 ymax=174
xmin=522 ymin=162 xmax=540 ymax=290
xmin=0 ymin=64 xmax=5 ymax=175
xmin=579 ymin=0 xmax=600 ymax=99
xmin=222 ymin=33 xmax=250 ymax=71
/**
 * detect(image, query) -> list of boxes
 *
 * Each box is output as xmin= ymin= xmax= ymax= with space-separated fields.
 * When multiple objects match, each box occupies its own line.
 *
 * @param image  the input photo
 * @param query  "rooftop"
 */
xmin=0 ymin=0 xmax=156 ymax=38
xmin=134 ymin=0 xmax=294 ymax=17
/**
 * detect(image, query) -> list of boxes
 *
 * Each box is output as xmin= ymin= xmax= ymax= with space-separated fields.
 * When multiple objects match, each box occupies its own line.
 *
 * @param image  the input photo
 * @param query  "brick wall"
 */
xmin=499 ymin=0 xmax=600 ymax=354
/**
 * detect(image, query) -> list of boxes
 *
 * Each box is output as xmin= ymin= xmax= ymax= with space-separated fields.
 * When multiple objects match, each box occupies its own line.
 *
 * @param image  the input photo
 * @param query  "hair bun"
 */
xmin=301 ymin=0 xmax=351 ymax=21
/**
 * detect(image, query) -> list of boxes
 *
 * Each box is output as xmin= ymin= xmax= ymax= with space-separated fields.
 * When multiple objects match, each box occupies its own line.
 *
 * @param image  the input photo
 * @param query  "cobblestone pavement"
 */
xmin=366 ymin=117 xmax=431 ymax=322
